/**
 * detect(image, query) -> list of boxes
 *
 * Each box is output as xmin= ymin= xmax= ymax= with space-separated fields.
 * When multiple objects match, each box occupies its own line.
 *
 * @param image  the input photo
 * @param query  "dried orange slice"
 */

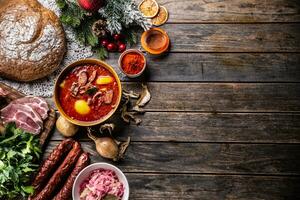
xmin=139 ymin=0 xmax=159 ymax=18
xmin=151 ymin=6 xmax=169 ymax=26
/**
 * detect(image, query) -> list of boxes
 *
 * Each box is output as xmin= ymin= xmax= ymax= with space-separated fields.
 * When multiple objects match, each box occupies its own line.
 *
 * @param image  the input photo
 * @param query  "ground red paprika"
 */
xmin=121 ymin=52 xmax=145 ymax=75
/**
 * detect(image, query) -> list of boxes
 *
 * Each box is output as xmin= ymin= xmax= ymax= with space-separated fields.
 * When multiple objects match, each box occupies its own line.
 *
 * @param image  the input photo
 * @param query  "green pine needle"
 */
xmin=96 ymin=46 xmax=108 ymax=60
xmin=56 ymin=0 xmax=144 ymax=60
xmin=56 ymin=0 xmax=66 ymax=9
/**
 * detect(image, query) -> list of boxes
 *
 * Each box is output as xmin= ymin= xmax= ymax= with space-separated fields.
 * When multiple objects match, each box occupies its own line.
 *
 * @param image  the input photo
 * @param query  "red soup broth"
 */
xmin=58 ymin=64 xmax=119 ymax=122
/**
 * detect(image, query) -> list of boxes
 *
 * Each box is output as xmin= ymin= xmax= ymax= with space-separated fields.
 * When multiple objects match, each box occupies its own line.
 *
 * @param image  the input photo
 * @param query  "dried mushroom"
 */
xmin=132 ymin=105 xmax=145 ymax=113
xmin=120 ymin=84 xmax=151 ymax=124
xmin=100 ymin=123 xmax=115 ymax=135
xmin=117 ymin=136 xmax=130 ymax=160
xmin=136 ymin=84 xmax=151 ymax=107
xmin=122 ymin=89 xmax=140 ymax=99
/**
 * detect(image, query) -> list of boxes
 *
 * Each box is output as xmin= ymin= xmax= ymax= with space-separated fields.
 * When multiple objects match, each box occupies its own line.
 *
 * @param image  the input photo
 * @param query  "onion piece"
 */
xmin=87 ymin=128 xmax=131 ymax=161
xmin=87 ymin=130 xmax=118 ymax=160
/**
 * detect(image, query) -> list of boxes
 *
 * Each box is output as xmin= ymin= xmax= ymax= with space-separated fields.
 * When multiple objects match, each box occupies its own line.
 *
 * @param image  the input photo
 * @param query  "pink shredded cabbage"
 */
xmin=80 ymin=168 xmax=125 ymax=200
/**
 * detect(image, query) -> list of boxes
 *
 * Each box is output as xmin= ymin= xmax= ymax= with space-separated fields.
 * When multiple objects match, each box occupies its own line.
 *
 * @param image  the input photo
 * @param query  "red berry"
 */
xmin=118 ymin=43 xmax=126 ymax=52
xmin=106 ymin=43 xmax=117 ymax=52
xmin=100 ymin=39 xmax=109 ymax=47
xmin=116 ymin=40 xmax=124 ymax=46
xmin=113 ymin=34 xmax=123 ymax=41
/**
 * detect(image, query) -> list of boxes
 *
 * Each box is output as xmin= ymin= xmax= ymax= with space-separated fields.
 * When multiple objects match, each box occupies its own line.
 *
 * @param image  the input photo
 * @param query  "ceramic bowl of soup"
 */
xmin=54 ymin=59 xmax=122 ymax=126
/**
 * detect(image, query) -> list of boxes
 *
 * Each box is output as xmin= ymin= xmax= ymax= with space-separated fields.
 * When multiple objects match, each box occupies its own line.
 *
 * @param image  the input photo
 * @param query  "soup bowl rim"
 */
xmin=53 ymin=58 xmax=122 ymax=126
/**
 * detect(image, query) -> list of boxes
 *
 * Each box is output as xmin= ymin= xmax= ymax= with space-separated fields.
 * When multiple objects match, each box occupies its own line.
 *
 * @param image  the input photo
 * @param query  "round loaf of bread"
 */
xmin=0 ymin=0 xmax=66 ymax=82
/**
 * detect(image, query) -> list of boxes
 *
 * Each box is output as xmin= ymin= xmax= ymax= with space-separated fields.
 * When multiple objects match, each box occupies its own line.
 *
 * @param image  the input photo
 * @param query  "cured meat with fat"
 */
xmin=0 ymin=87 xmax=8 ymax=96
xmin=14 ymin=96 xmax=49 ymax=120
xmin=0 ymin=103 xmax=43 ymax=134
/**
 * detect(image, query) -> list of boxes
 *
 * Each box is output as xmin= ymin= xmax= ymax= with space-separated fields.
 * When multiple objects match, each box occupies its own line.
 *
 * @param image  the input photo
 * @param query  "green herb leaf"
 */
xmin=0 ymin=123 xmax=41 ymax=199
xmin=21 ymin=185 xmax=34 ymax=195
xmin=86 ymin=87 xmax=98 ymax=95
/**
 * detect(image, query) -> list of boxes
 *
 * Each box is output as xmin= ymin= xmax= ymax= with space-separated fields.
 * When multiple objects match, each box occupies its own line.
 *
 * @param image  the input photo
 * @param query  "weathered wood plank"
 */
xmin=44 ymin=142 xmax=300 ymax=175
xmin=126 ymin=174 xmax=300 ymax=199
xmin=47 ymin=83 xmax=300 ymax=112
xmin=50 ymin=113 xmax=300 ymax=143
xmin=124 ymin=83 xmax=300 ymax=112
xmin=105 ymin=53 xmax=300 ymax=82
xmin=161 ymin=24 xmax=300 ymax=52
xmin=140 ymin=0 xmax=300 ymax=23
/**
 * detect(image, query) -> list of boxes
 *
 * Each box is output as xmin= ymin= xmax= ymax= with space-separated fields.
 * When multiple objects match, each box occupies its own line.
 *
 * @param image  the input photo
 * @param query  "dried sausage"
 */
xmin=53 ymin=152 xmax=90 ymax=200
xmin=31 ymin=139 xmax=75 ymax=194
xmin=32 ymin=141 xmax=82 ymax=200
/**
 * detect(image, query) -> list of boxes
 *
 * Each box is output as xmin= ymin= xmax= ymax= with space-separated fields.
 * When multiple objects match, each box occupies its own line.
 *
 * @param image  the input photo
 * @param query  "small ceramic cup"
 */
xmin=118 ymin=49 xmax=146 ymax=78
xmin=141 ymin=28 xmax=170 ymax=55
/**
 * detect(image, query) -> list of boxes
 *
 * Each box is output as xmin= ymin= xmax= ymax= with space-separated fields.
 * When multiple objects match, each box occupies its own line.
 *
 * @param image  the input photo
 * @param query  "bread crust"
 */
xmin=0 ymin=0 xmax=66 ymax=82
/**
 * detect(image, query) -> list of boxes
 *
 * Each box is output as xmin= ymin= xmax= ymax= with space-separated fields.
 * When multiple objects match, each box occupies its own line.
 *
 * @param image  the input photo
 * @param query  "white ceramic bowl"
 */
xmin=72 ymin=163 xmax=129 ymax=200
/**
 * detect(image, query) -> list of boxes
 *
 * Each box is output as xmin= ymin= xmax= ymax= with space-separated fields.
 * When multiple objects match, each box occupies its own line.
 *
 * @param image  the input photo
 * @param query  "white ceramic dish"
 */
xmin=72 ymin=163 xmax=129 ymax=200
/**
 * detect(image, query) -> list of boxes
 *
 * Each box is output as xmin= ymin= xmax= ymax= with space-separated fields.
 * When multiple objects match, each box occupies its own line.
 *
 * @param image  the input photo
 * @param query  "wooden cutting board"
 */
xmin=0 ymin=82 xmax=56 ymax=148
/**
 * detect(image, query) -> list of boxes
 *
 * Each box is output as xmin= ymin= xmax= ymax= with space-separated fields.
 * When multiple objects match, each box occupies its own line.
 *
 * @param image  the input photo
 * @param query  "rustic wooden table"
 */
xmin=45 ymin=0 xmax=300 ymax=199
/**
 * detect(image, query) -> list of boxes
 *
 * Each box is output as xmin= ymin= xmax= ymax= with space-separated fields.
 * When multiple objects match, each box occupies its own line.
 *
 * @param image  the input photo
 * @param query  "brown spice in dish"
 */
xmin=145 ymin=30 xmax=166 ymax=50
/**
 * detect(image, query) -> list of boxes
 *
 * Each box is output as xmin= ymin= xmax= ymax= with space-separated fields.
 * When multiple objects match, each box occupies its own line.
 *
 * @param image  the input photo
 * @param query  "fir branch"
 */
xmin=95 ymin=46 xmax=108 ymax=60
xmin=56 ymin=0 xmax=66 ymax=9
xmin=123 ymin=28 xmax=138 ymax=46
xmin=57 ymin=0 xmax=87 ymax=28
xmin=99 ymin=0 xmax=151 ymax=34
xmin=56 ymin=0 xmax=147 ymax=60
xmin=85 ymin=18 xmax=98 ymax=46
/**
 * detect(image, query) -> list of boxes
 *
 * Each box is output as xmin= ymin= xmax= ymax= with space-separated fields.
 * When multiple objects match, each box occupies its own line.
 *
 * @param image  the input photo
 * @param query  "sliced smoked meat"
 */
xmin=14 ymin=97 xmax=49 ymax=120
xmin=0 ymin=87 xmax=8 ymax=97
xmin=1 ymin=103 xmax=43 ymax=134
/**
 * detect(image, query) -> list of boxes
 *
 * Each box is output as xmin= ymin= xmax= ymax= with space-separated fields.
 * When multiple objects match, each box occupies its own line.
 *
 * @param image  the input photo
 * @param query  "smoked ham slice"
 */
xmin=0 ymin=85 xmax=49 ymax=135
xmin=14 ymin=96 xmax=49 ymax=120
xmin=0 ymin=87 xmax=8 ymax=96
xmin=1 ymin=103 xmax=43 ymax=134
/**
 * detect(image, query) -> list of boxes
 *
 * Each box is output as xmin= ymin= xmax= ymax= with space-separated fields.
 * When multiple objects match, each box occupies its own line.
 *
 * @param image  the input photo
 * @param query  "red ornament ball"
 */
xmin=106 ymin=43 xmax=117 ymax=52
xmin=100 ymin=39 xmax=109 ymax=47
xmin=77 ymin=0 xmax=103 ymax=12
xmin=118 ymin=43 xmax=126 ymax=52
